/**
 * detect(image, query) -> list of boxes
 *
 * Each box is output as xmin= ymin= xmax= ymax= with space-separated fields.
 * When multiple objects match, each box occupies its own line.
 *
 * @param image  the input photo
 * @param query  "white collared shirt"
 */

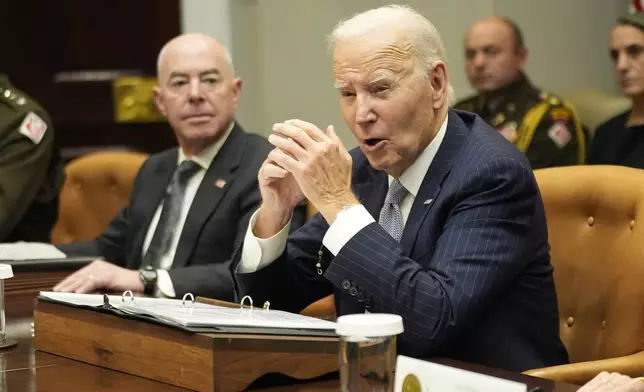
xmin=238 ymin=114 xmax=449 ymax=272
xmin=145 ymin=122 xmax=234 ymax=297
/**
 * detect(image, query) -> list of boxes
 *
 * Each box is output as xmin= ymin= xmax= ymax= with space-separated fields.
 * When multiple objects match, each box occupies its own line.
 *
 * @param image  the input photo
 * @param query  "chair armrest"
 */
xmin=523 ymin=350 xmax=644 ymax=385
xmin=299 ymin=295 xmax=336 ymax=321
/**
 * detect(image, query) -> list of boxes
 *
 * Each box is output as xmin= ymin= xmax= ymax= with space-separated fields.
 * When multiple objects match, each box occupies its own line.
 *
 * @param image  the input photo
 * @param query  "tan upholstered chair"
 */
xmin=51 ymin=151 xmax=149 ymax=244
xmin=524 ymin=165 xmax=644 ymax=385
xmin=560 ymin=89 xmax=631 ymax=138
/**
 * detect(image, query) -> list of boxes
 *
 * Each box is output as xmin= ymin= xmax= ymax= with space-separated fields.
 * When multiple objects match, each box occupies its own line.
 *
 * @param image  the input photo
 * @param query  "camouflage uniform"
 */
xmin=0 ymin=75 xmax=64 ymax=242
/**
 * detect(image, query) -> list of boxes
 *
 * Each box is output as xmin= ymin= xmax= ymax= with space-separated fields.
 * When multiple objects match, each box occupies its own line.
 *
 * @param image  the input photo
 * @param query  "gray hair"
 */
xmin=327 ymin=4 xmax=454 ymax=103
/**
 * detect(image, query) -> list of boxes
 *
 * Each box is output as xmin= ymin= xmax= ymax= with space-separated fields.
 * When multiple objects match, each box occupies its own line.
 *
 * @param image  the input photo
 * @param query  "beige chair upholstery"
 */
xmin=560 ymin=89 xmax=631 ymax=137
xmin=51 ymin=151 xmax=149 ymax=244
xmin=524 ymin=165 xmax=644 ymax=385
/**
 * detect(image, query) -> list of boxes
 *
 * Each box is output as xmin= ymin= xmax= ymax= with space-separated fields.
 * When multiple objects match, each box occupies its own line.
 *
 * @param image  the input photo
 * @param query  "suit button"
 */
xmin=349 ymin=287 xmax=358 ymax=297
xmin=566 ymin=316 xmax=574 ymax=327
xmin=342 ymin=280 xmax=351 ymax=290
xmin=587 ymin=217 xmax=594 ymax=226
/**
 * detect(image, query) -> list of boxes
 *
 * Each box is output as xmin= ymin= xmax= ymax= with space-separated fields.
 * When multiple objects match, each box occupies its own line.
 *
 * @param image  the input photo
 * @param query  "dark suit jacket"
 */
xmin=234 ymin=110 xmax=568 ymax=372
xmin=58 ymin=123 xmax=305 ymax=300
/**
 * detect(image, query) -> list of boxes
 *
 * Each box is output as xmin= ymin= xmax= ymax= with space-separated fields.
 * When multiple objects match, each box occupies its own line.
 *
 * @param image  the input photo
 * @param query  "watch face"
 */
xmin=141 ymin=269 xmax=157 ymax=281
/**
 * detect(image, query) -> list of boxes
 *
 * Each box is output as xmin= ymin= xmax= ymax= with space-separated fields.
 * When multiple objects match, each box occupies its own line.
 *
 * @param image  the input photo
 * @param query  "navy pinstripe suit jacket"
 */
xmin=234 ymin=110 xmax=569 ymax=372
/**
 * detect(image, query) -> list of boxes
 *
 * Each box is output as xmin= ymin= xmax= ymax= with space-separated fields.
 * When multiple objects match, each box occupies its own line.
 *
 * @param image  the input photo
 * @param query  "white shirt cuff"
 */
xmin=322 ymin=204 xmax=375 ymax=256
xmin=156 ymin=269 xmax=175 ymax=298
xmin=238 ymin=209 xmax=291 ymax=273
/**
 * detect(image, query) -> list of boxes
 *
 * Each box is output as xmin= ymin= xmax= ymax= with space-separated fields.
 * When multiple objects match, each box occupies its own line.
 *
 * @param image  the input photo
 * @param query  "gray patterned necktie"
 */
xmin=142 ymin=160 xmax=201 ymax=269
xmin=378 ymin=179 xmax=408 ymax=242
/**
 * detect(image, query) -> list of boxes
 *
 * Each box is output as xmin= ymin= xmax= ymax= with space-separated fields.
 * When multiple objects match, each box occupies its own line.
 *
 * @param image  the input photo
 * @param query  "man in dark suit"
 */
xmin=53 ymin=33 xmax=304 ymax=300
xmin=233 ymin=5 xmax=568 ymax=372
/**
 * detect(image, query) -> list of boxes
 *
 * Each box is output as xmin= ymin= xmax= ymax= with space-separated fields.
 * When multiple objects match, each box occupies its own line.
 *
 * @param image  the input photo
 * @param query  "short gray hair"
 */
xmin=327 ymin=4 xmax=454 ymax=102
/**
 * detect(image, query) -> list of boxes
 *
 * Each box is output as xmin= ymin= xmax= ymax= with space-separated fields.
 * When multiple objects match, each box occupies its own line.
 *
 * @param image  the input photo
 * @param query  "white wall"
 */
xmin=181 ymin=0 xmax=629 ymax=144
xmin=180 ymin=0 xmax=233 ymax=52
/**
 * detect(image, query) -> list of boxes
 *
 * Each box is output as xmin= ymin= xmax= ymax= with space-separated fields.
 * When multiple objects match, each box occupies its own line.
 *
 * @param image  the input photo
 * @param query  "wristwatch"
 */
xmin=139 ymin=265 xmax=158 ymax=295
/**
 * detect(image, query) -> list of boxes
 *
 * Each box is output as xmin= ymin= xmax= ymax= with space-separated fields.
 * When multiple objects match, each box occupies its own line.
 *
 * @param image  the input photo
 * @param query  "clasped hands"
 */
xmin=259 ymin=119 xmax=357 ymax=230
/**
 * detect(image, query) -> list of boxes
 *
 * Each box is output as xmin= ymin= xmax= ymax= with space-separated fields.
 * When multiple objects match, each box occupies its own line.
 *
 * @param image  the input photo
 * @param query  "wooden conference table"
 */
xmin=0 ymin=260 xmax=581 ymax=391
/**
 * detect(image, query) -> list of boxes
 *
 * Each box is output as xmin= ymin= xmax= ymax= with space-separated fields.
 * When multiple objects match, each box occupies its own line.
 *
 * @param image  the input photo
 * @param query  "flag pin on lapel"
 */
xmin=215 ymin=179 xmax=227 ymax=189
xmin=424 ymin=199 xmax=433 ymax=205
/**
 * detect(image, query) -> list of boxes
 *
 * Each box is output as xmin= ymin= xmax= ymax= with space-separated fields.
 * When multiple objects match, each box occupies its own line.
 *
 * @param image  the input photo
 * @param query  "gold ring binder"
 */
xmin=182 ymin=293 xmax=195 ymax=308
xmin=122 ymin=290 xmax=134 ymax=304
xmin=263 ymin=301 xmax=271 ymax=311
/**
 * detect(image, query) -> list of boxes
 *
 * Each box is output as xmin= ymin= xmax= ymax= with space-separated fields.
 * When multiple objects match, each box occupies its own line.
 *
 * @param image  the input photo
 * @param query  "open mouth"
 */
xmin=364 ymin=138 xmax=386 ymax=148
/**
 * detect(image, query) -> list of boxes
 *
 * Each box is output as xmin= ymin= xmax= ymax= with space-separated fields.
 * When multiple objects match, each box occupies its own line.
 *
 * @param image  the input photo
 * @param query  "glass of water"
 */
xmin=336 ymin=313 xmax=404 ymax=392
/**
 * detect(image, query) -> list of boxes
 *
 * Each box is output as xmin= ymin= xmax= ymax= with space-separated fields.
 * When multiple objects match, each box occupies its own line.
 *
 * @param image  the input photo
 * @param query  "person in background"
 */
xmin=453 ymin=17 xmax=586 ymax=169
xmin=53 ymin=33 xmax=305 ymax=299
xmin=0 ymin=74 xmax=63 ymax=243
xmin=588 ymin=10 xmax=644 ymax=168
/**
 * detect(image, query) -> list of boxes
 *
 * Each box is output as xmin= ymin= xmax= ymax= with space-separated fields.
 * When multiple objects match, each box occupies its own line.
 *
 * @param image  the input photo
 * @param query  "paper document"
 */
xmin=0 ymin=243 xmax=66 ymax=260
xmin=39 ymin=291 xmax=337 ymax=332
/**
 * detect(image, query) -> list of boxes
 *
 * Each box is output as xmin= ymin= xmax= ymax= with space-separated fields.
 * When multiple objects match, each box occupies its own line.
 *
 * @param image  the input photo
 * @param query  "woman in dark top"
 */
xmin=588 ymin=13 xmax=644 ymax=168
xmin=588 ymin=111 xmax=644 ymax=168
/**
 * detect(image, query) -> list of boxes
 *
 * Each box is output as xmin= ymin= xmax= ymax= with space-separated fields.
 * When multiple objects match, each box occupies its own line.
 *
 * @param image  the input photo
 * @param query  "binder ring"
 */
xmin=182 ymin=293 xmax=195 ymax=308
xmin=122 ymin=290 xmax=134 ymax=304
xmin=240 ymin=295 xmax=253 ymax=309
xmin=263 ymin=301 xmax=270 ymax=311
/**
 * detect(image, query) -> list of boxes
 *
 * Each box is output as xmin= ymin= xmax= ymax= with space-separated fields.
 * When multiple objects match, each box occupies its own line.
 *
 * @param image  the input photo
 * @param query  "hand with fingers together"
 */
xmin=53 ymin=260 xmax=144 ymax=294
xmin=264 ymin=119 xmax=358 ymax=225
xmin=578 ymin=372 xmax=644 ymax=392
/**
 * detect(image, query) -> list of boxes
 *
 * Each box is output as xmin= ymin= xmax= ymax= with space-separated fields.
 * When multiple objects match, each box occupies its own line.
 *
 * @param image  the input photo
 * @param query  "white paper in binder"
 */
xmin=38 ymin=291 xmax=337 ymax=336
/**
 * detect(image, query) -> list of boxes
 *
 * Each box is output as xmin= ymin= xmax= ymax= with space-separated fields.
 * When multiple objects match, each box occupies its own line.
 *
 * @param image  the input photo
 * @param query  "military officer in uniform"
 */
xmin=0 ymin=75 xmax=64 ymax=242
xmin=453 ymin=17 xmax=586 ymax=169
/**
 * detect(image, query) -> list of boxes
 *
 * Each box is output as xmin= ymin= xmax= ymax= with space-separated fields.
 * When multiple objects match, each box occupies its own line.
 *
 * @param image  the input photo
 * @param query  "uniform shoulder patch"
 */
xmin=19 ymin=111 xmax=48 ymax=144
xmin=547 ymin=121 xmax=571 ymax=149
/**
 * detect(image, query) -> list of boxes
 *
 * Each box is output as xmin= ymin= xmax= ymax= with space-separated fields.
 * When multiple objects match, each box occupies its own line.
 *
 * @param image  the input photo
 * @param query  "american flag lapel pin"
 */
xmin=215 ymin=179 xmax=227 ymax=189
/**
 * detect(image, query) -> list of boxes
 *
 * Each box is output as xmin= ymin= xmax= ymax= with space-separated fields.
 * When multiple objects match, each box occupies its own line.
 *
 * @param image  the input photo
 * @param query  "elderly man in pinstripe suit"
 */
xmin=232 ymin=5 xmax=568 ymax=372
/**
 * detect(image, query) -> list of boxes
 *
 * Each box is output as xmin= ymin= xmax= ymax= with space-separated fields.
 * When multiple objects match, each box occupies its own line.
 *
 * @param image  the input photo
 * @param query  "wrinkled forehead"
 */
xmin=332 ymin=33 xmax=415 ymax=85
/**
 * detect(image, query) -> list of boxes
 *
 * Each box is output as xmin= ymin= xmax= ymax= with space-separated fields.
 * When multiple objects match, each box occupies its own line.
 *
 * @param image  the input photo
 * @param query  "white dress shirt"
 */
xmin=145 ymin=123 xmax=234 ymax=297
xmin=238 ymin=115 xmax=448 ymax=273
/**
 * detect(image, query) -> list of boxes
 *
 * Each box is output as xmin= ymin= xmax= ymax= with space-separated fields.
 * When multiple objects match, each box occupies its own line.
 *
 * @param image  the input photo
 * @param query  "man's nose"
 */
xmin=355 ymin=94 xmax=377 ymax=124
xmin=473 ymin=53 xmax=486 ymax=69
xmin=188 ymin=79 xmax=204 ymax=101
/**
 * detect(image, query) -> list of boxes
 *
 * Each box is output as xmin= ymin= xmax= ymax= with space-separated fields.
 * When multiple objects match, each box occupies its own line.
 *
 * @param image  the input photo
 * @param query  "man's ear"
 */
xmin=231 ymin=77 xmax=242 ymax=106
xmin=152 ymin=86 xmax=167 ymax=117
xmin=430 ymin=62 xmax=449 ymax=109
